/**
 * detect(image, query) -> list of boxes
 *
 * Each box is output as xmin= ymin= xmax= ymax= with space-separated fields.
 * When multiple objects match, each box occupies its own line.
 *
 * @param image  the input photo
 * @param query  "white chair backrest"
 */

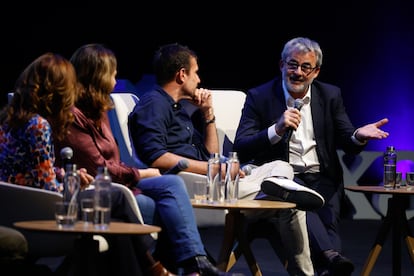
xmin=8 ymin=92 xmax=14 ymax=104
xmin=0 ymin=181 xmax=76 ymax=259
xmin=211 ymin=90 xmax=246 ymax=156
xmin=111 ymin=182 xmax=145 ymax=224
xmin=109 ymin=90 xmax=246 ymax=165
xmin=108 ymin=93 xmax=145 ymax=168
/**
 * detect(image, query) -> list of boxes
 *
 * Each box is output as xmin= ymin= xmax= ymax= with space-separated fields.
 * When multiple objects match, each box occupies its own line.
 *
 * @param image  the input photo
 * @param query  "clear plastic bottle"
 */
xmin=225 ymin=152 xmax=240 ymax=202
xmin=63 ymin=164 xmax=80 ymax=204
xmin=207 ymin=153 xmax=222 ymax=202
xmin=94 ymin=166 xmax=112 ymax=230
xmin=383 ymin=146 xmax=397 ymax=190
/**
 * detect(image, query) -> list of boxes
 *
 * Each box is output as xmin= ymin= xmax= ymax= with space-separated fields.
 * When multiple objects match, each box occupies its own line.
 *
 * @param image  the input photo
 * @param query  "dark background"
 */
xmin=1 ymin=1 xmax=414 ymax=152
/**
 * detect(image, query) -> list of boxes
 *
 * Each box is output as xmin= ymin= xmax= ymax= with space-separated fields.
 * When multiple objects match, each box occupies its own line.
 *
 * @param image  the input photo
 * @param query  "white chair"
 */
xmin=0 ymin=181 xmax=78 ymax=261
xmin=111 ymin=182 xmax=145 ymax=225
xmin=178 ymin=90 xmax=247 ymax=227
xmin=0 ymin=180 xmax=149 ymax=261
xmin=8 ymin=92 xmax=14 ymax=104
xmin=108 ymin=92 xmax=146 ymax=168
xmin=211 ymin=89 xmax=246 ymax=156
xmin=108 ymin=91 xmax=229 ymax=227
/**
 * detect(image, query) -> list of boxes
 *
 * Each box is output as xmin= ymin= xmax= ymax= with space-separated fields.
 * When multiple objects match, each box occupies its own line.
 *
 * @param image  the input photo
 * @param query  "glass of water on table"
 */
xmin=80 ymin=198 xmax=94 ymax=225
xmin=406 ymin=172 xmax=414 ymax=190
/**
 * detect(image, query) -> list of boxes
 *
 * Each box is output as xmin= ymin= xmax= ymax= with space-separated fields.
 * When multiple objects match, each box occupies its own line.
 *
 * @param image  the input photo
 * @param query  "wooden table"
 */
xmin=345 ymin=186 xmax=414 ymax=276
xmin=14 ymin=220 xmax=161 ymax=276
xmin=191 ymin=199 xmax=296 ymax=276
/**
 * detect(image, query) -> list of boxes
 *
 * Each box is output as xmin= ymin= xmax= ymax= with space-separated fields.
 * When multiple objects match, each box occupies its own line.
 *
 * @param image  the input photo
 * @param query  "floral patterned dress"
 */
xmin=0 ymin=114 xmax=61 ymax=191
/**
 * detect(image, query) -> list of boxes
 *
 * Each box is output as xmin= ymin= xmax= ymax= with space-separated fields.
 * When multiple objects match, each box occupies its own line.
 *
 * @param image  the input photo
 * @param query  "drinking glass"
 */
xmin=405 ymin=172 xmax=414 ymax=190
xmin=193 ymin=180 xmax=208 ymax=203
xmin=80 ymin=198 xmax=94 ymax=225
xmin=395 ymin=172 xmax=402 ymax=189
xmin=55 ymin=201 xmax=78 ymax=228
xmin=383 ymin=170 xmax=396 ymax=190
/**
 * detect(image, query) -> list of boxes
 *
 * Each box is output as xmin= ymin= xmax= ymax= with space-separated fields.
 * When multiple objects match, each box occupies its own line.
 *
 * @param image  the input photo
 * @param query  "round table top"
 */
xmin=191 ymin=199 xmax=296 ymax=210
xmin=14 ymin=220 xmax=161 ymax=235
xmin=345 ymin=185 xmax=414 ymax=195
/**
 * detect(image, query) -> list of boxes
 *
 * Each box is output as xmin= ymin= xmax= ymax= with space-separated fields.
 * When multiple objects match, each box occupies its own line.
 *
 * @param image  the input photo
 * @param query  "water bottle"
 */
xmin=94 ymin=166 xmax=112 ymax=229
xmin=225 ymin=152 xmax=240 ymax=202
xmin=383 ymin=146 xmax=397 ymax=190
xmin=207 ymin=153 xmax=222 ymax=202
xmin=63 ymin=164 xmax=80 ymax=204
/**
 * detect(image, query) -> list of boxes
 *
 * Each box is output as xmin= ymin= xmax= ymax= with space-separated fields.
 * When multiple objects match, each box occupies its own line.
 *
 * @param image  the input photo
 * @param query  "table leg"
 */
xmin=391 ymin=197 xmax=403 ymax=276
xmin=361 ymin=195 xmax=414 ymax=276
xmin=405 ymin=235 xmax=414 ymax=263
xmin=217 ymin=210 xmax=262 ymax=276
xmin=361 ymin=198 xmax=393 ymax=276
xmin=400 ymin=200 xmax=414 ymax=263
xmin=217 ymin=210 xmax=237 ymax=271
xmin=71 ymin=234 xmax=100 ymax=276
xmin=234 ymin=214 xmax=261 ymax=276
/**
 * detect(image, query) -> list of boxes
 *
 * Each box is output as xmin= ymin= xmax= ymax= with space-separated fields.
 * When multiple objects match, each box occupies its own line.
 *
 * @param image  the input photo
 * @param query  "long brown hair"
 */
xmin=70 ymin=43 xmax=116 ymax=124
xmin=0 ymin=53 xmax=77 ymax=141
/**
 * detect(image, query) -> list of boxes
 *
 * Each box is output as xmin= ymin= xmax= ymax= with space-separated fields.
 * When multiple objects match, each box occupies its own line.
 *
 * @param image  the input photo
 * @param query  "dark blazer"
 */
xmin=233 ymin=77 xmax=366 ymax=186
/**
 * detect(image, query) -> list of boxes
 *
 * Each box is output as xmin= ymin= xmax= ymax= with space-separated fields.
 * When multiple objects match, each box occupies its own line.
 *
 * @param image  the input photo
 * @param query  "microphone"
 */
xmin=163 ymin=159 xmax=189 ymax=174
xmin=60 ymin=147 xmax=73 ymax=170
xmin=285 ymin=99 xmax=305 ymax=142
xmin=241 ymin=164 xmax=258 ymax=176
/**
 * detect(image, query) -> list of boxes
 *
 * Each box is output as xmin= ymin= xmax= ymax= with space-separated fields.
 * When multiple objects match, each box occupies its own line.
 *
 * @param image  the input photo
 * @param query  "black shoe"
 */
xmin=182 ymin=255 xmax=239 ymax=276
xmin=316 ymin=268 xmax=330 ymax=276
xmin=261 ymin=176 xmax=325 ymax=211
xmin=327 ymin=253 xmax=354 ymax=276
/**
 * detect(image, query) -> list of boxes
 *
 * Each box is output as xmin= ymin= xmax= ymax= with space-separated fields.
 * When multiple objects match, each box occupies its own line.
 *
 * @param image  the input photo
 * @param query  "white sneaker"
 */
xmin=261 ymin=176 xmax=325 ymax=211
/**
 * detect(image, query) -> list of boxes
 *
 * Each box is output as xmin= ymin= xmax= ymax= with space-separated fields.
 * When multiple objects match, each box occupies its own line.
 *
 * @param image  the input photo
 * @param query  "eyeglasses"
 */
xmin=284 ymin=60 xmax=318 ymax=76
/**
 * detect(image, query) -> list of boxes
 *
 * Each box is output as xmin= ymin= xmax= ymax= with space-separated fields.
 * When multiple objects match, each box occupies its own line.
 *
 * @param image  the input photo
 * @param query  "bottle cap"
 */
xmin=65 ymin=164 xmax=77 ymax=171
xmin=210 ymin=153 xmax=220 ymax=158
xmin=387 ymin=146 xmax=395 ymax=151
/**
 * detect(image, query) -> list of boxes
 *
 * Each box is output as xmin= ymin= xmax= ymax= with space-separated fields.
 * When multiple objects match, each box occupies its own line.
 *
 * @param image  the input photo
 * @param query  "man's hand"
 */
xmin=275 ymin=108 xmax=302 ymax=136
xmin=191 ymin=88 xmax=213 ymax=115
xmin=355 ymin=118 xmax=389 ymax=141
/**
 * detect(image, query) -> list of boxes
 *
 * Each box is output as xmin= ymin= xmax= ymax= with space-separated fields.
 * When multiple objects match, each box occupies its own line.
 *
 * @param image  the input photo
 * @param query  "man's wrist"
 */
xmin=205 ymin=115 xmax=216 ymax=125
xmin=203 ymin=107 xmax=215 ymax=123
xmin=203 ymin=108 xmax=214 ymax=119
xmin=351 ymin=129 xmax=367 ymax=145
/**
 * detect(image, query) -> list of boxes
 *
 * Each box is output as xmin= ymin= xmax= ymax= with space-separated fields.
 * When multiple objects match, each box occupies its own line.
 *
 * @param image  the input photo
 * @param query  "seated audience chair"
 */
xmin=0 ymin=181 xmax=78 ymax=262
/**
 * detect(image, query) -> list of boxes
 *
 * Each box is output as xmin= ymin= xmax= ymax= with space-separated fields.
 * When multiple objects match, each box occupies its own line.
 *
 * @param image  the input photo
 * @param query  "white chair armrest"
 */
xmin=177 ymin=172 xmax=226 ymax=228
xmin=111 ymin=182 xmax=144 ymax=223
xmin=178 ymin=171 xmax=207 ymax=197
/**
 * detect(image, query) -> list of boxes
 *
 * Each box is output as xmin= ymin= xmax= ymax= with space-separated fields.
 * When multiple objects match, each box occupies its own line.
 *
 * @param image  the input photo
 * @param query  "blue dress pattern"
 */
xmin=0 ymin=114 xmax=61 ymax=191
